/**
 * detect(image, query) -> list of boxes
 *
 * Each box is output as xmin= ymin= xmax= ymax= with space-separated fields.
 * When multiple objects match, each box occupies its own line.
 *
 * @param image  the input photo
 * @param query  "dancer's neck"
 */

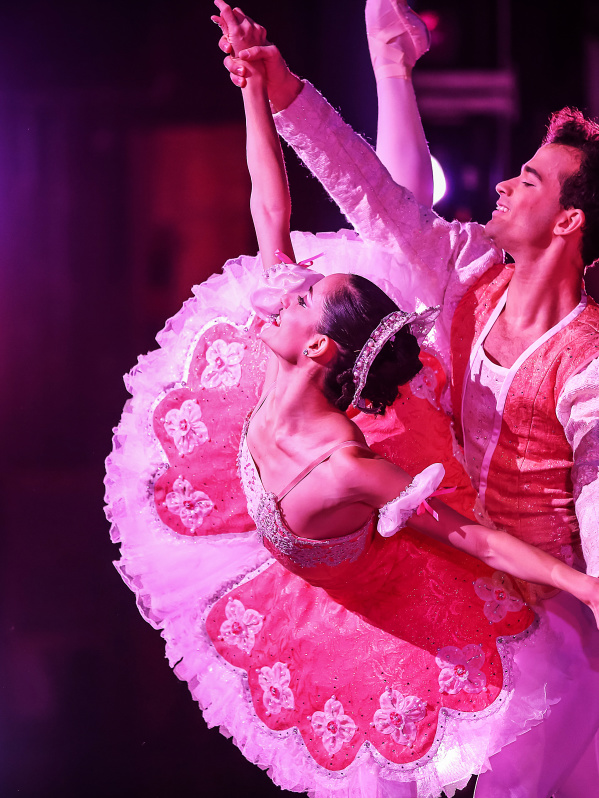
xmin=507 ymin=247 xmax=583 ymax=331
xmin=484 ymin=249 xmax=584 ymax=368
xmin=266 ymin=364 xmax=344 ymax=442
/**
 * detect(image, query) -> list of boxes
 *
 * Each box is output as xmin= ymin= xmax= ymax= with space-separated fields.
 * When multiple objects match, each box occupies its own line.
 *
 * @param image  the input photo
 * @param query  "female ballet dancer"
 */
xmin=105 ymin=5 xmax=599 ymax=797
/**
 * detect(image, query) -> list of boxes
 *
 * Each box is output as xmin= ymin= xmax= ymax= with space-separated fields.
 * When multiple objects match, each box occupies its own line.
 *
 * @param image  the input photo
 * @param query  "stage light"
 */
xmin=431 ymin=155 xmax=447 ymax=205
xmin=419 ymin=10 xmax=440 ymax=32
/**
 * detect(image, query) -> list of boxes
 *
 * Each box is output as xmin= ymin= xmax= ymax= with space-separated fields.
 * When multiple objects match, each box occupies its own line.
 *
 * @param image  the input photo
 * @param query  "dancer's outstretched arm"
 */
xmin=213 ymin=1 xmax=293 ymax=268
xmin=412 ymin=496 xmax=599 ymax=624
xmin=356 ymin=457 xmax=599 ymax=627
xmin=218 ymin=2 xmax=434 ymax=207
xmin=366 ymin=0 xmax=433 ymax=205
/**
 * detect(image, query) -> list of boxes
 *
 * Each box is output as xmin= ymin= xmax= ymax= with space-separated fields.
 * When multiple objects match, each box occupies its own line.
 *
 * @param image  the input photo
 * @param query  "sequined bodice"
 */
xmin=238 ymin=418 xmax=371 ymax=574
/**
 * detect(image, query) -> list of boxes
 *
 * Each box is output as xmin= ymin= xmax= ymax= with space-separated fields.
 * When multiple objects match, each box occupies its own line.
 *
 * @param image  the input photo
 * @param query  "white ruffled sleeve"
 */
xmin=377 ymin=463 xmax=445 ymax=538
xmin=556 ymin=357 xmax=599 ymax=577
xmin=274 ymin=82 xmax=502 ymax=330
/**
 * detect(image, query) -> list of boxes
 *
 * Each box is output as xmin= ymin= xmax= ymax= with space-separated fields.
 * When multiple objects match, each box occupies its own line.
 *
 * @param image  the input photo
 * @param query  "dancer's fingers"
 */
xmin=229 ymin=72 xmax=247 ymax=88
xmin=211 ymin=8 xmax=228 ymax=34
xmin=211 ymin=13 xmax=232 ymax=52
xmin=223 ymin=52 xmax=248 ymax=87
xmin=224 ymin=55 xmax=247 ymax=79
xmin=218 ymin=34 xmax=233 ymax=54
xmin=233 ymin=7 xmax=250 ymax=24
xmin=237 ymin=44 xmax=273 ymax=62
xmin=215 ymin=1 xmax=241 ymax=31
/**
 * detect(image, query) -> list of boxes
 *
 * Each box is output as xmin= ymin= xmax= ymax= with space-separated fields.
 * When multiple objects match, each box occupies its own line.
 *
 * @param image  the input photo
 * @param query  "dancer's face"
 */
xmin=484 ymin=144 xmax=581 ymax=256
xmin=260 ymin=273 xmax=348 ymax=363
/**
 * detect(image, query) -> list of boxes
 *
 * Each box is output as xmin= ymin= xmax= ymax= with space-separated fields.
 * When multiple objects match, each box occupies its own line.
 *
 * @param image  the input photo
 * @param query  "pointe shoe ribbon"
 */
xmin=365 ymin=0 xmax=430 ymax=79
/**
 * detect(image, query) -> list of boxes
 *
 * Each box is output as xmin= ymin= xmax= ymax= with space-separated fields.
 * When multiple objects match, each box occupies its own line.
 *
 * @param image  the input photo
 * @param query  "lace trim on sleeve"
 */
xmin=377 ymin=463 xmax=445 ymax=538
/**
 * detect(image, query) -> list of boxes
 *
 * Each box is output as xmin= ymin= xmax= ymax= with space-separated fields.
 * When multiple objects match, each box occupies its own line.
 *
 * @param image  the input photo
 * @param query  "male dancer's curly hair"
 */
xmin=543 ymin=107 xmax=599 ymax=267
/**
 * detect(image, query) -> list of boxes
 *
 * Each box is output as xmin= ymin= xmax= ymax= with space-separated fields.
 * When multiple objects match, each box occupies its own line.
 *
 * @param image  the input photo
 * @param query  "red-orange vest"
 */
xmin=450 ymin=263 xmax=599 ymax=559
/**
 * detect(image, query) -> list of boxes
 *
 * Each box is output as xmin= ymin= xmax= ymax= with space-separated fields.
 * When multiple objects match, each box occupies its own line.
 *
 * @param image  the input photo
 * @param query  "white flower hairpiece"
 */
xmin=352 ymin=306 xmax=440 ymax=413
xmin=250 ymin=250 xmax=325 ymax=321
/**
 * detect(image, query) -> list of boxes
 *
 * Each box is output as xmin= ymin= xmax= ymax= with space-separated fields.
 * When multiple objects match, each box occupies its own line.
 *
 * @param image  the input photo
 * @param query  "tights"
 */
xmin=374 ymin=76 xmax=433 ymax=207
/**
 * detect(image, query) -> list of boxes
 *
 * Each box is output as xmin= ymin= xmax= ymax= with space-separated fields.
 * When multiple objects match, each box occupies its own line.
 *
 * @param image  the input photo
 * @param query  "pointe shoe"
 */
xmin=365 ymin=0 xmax=430 ymax=79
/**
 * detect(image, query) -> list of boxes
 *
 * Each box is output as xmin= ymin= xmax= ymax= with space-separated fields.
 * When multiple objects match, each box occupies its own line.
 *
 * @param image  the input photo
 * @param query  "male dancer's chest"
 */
xmin=482 ymin=313 xmax=547 ymax=369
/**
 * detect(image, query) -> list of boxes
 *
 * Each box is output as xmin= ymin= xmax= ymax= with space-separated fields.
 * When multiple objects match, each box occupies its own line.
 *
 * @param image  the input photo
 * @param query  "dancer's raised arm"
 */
xmin=216 ymin=4 xmax=497 ymax=308
xmin=213 ymin=0 xmax=293 ymax=267
xmin=217 ymin=1 xmax=435 ymax=207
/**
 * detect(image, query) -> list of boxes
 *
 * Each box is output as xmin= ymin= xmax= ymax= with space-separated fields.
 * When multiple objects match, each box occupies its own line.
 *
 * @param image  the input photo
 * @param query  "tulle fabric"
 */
xmin=105 ymin=231 xmax=563 ymax=798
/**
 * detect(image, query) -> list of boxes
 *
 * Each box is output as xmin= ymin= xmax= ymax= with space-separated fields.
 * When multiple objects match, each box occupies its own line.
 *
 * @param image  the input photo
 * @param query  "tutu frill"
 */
xmin=105 ymin=231 xmax=560 ymax=798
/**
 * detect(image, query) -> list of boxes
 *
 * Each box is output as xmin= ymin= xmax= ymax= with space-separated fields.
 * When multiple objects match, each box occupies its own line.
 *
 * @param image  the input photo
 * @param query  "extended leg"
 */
xmin=365 ymin=0 xmax=433 ymax=206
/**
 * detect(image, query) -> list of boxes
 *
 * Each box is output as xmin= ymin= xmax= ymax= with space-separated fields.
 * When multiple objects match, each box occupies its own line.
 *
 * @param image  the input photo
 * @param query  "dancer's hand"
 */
xmin=211 ymin=1 xmax=302 ymax=111
xmin=212 ymin=1 xmax=268 ymax=59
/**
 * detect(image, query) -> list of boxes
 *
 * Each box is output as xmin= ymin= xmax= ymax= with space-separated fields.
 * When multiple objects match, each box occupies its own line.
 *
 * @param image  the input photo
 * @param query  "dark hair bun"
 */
xmin=318 ymin=274 xmax=422 ymax=415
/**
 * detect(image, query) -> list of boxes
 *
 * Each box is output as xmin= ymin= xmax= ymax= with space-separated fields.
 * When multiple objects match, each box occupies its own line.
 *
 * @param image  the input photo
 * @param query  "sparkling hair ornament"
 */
xmin=352 ymin=306 xmax=440 ymax=413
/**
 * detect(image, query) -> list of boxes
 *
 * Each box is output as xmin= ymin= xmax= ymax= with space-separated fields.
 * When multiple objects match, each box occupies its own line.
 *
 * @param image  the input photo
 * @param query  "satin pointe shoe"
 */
xmin=366 ymin=0 xmax=430 ymax=79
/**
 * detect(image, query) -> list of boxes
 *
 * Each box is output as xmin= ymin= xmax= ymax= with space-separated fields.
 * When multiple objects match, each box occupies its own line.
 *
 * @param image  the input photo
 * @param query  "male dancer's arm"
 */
xmin=273 ymin=82 xmax=504 ymax=316
xmin=221 ymin=22 xmax=501 ymax=325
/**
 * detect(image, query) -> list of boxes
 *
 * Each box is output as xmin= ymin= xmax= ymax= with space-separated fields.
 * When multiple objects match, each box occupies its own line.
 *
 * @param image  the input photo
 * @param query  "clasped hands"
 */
xmin=211 ymin=0 xmax=303 ymax=111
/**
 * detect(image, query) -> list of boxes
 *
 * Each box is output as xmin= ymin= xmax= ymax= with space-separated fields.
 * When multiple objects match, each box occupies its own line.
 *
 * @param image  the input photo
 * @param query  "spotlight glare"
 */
xmin=431 ymin=155 xmax=447 ymax=205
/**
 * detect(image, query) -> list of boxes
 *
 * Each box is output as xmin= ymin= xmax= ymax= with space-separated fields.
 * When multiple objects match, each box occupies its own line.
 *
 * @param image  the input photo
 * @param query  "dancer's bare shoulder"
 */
xmin=328 ymin=443 xmax=413 ymax=509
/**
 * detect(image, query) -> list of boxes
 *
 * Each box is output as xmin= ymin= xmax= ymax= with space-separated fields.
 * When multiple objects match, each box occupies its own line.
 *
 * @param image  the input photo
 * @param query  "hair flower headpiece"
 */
xmin=352 ymin=305 xmax=440 ymax=413
xmin=250 ymin=250 xmax=326 ymax=320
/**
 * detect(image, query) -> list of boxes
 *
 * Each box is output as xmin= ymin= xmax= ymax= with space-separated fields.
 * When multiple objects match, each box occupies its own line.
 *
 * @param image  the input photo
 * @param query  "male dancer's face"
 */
xmin=484 ymin=143 xmax=581 ymax=258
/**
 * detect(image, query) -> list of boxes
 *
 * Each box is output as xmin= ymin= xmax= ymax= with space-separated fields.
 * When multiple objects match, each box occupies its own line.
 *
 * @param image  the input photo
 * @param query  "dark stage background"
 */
xmin=1 ymin=2 xmax=598 ymax=796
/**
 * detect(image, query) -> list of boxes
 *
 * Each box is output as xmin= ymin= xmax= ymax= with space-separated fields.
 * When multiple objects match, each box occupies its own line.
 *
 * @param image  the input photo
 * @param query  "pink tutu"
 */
xmin=105 ymin=231 xmax=562 ymax=798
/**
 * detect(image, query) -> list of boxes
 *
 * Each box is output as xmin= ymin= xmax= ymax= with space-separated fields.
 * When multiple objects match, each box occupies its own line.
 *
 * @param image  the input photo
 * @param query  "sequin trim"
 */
xmin=238 ymin=415 xmax=369 ymax=569
xmin=254 ymin=490 xmax=369 ymax=569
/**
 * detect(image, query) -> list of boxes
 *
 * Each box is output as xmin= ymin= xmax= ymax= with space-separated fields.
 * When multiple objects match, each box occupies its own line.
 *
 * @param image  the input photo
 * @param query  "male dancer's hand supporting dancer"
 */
xmin=213 ymin=0 xmax=434 ymax=205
